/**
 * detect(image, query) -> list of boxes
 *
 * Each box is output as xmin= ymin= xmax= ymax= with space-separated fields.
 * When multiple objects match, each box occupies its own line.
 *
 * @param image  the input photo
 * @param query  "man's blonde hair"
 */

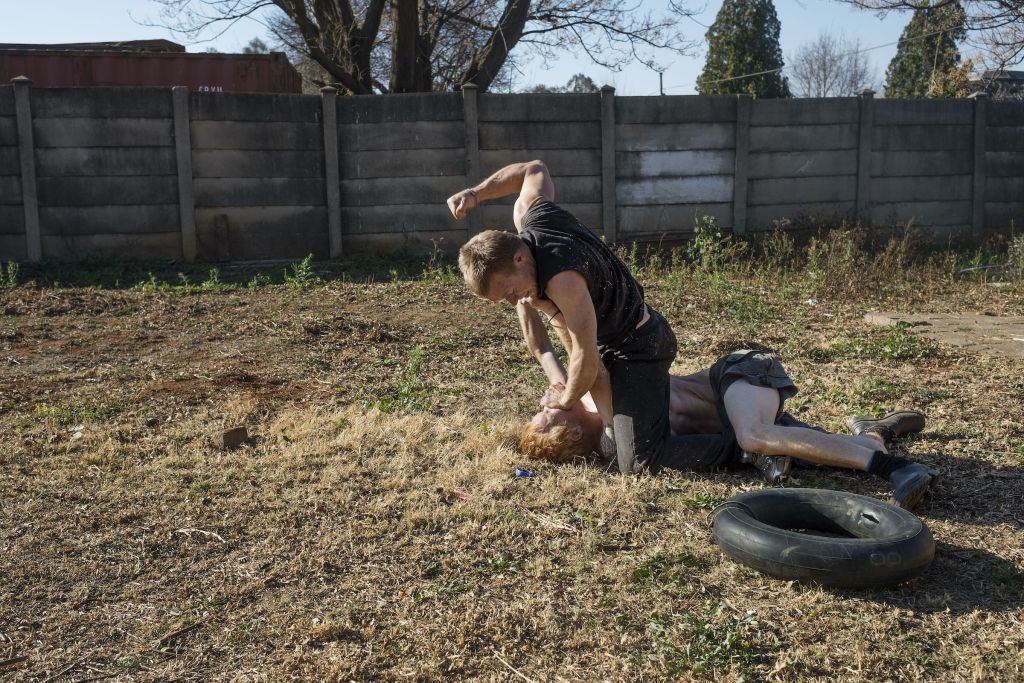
xmin=520 ymin=422 xmax=590 ymax=463
xmin=458 ymin=229 xmax=523 ymax=296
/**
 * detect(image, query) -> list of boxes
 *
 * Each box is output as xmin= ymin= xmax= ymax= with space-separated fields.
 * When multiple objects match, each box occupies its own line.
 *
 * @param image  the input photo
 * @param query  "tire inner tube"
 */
xmin=711 ymin=488 xmax=935 ymax=588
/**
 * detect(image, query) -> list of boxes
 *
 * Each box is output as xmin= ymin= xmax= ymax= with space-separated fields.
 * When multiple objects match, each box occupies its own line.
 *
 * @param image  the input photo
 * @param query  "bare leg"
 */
xmin=723 ymin=380 xmax=879 ymax=471
xmin=851 ymin=433 xmax=887 ymax=451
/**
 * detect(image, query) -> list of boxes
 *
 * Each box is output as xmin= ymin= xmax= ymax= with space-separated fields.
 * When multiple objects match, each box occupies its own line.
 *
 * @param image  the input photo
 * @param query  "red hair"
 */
xmin=519 ymin=422 xmax=590 ymax=463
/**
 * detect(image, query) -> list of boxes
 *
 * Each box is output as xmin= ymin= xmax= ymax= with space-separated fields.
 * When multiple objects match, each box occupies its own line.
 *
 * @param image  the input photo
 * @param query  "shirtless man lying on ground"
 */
xmin=518 ymin=299 xmax=936 ymax=509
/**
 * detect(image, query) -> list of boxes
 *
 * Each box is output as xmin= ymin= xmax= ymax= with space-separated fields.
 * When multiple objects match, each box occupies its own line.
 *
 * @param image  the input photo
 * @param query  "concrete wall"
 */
xmin=986 ymin=101 xmax=1024 ymax=229
xmin=869 ymin=99 xmax=974 ymax=239
xmin=337 ymin=92 xmax=466 ymax=252
xmin=31 ymin=88 xmax=180 ymax=260
xmin=477 ymin=93 xmax=603 ymax=231
xmin=616 ymin=96 xmax=736 ymax=238
xmin=747 ymin=98 xmax=858 ymax=230
xmin=0 ymin=86 xmax=24 ymax=259
xmin=0 ymin=83 xmax=1021 ymax=263
xmin=191 ymin=92 xmax=326 ymax=260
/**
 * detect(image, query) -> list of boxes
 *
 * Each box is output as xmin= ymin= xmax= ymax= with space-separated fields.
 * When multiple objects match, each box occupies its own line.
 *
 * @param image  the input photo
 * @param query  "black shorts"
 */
xmin=707 ymin=349 xmax=805 ymax=465
xmin=709 ymin=349 xmax=798 ymax=411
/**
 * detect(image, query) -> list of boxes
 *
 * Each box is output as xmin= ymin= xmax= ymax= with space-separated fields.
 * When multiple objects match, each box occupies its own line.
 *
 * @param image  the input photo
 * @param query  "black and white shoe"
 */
xmin=847 ymin=410 xmax=926 ymax=448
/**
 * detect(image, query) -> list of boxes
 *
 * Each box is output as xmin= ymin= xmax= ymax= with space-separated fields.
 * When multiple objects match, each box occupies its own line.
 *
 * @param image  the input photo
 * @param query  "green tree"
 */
xmin=524 ymin=73 xmax=601 ymax=93
xmin=830 ymin=0 xmax=1021 ymax=76
xmin=696 ymin=0 xmax=790 ymax=98
xmin=883 ymin=1 xmax=968 ymax=98
xmin=242 ymin=38 xmax=269 ymax=54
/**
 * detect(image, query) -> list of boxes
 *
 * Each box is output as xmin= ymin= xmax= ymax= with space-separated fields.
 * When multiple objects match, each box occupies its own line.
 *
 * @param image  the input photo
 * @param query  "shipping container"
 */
xmin=0 ymin=41 xmax=301 ymax=93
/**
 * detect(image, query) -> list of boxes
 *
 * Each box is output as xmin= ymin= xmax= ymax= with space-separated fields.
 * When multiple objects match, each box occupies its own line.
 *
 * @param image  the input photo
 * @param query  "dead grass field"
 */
xmin=1 ymin=232 xmax=1023 ymax=682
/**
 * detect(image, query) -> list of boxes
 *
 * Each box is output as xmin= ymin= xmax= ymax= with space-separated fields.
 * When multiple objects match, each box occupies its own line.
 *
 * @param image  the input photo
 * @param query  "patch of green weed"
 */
xmin=831 ymin=324 xmax=931 ymax=362
xmin=850 ymin=376 xmax=905 ymax=412
xmin=2 ymin=261 xmax=19 ymax=288
xmin=366 ymin=346 xmax=438 ymax=413
xmin=284 ymin=254 xmax=322 ymax=290
xmin=647 ymin=602 xmax=768 ymax=677
xmin=247 ymin=272 xmax=273 ymax=290
xmin=471 ymin=554 xmax=521 ymax=575
xmin=197 ymin=267 xmax=235 ymax=292
xmin=631 ymin=552 xmax=709 ymax=588
xmin=35 ymin=399 xmax=123 ymax=425
xmin=420 ymin=246 xmax=460 ymax=285
xmin=678 ymin=494 xmax=726 ymax=511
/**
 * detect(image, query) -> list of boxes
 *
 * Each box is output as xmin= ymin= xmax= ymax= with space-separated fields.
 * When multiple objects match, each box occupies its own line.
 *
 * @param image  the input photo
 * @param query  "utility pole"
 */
xmin=659 ymin=71 xmax=664 ymax=95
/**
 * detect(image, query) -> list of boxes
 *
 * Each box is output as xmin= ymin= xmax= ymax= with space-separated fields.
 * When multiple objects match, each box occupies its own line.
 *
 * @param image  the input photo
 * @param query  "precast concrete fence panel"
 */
xmin=869 ymin=99 xmax=975 ymax=239
xmin=615 ymin=96 xmax=737 ymax=240
xmin=31 ymin=87 xmax=180 ymax=260
xmin=336 ymin=92 xmax=466 ymax=253
xmin=986 ymin=101 xmax=1024 ymax=231
xmin=477 ymin=93 xmax=603 ymax=234
xmin=190 ymin=91 xmax=326 ymax=261
xmin=0 ymin=82 xmax=1021 ymax=263
xmin=746 ymin=98 xmax=860 ymax=231
xmin=0 ymin=85 xmax=23 ymax=259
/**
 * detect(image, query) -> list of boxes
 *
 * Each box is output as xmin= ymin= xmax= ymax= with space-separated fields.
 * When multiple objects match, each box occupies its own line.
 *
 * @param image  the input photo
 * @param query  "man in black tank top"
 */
xmin=448 ymin=160 xmax=727 ymax=474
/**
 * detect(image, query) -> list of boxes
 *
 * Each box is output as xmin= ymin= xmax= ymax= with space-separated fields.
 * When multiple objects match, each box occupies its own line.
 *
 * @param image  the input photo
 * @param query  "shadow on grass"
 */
xmin=909 ymin=452 xmax=1024 ymax=529
xmin=842 ymin=540 xmax=1024 ymax=615
xmin=761 ymin=441 xmax=1023 ymax=530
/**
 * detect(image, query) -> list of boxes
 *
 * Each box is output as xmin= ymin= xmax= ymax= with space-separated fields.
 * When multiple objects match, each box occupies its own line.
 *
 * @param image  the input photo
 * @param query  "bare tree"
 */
xmin=151 ymin=0 xmax=701 ymax=94
xmin=830 ymin=0 xmax=1024 ymax=73
xmin=789 ymin=32 xmax=876 ymax=97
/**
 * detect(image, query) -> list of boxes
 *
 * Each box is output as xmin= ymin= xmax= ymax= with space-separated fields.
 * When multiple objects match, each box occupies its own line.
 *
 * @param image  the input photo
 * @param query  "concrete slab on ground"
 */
xmin=865 ymin=312 xmax=1024 ymax=358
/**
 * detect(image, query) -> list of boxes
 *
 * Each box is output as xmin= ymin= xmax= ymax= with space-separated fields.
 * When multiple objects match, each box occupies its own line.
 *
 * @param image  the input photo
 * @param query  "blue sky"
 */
xmin=2 ymin=0 xmax=925 ymax=95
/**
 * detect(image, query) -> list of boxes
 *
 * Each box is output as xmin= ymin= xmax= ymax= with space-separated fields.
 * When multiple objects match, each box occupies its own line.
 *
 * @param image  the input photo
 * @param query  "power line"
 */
xmin=663 ymin=22 xmax=967 ymax=92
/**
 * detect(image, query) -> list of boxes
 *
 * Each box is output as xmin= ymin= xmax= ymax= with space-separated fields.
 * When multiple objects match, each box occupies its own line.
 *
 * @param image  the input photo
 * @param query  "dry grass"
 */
xmin=1 ymin=233 xmax=1023 ymax=681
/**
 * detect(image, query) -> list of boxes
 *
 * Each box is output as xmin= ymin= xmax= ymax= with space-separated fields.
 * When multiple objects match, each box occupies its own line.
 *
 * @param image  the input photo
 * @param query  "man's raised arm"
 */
xmin=446 ymin=160 xmax=555 ymax=231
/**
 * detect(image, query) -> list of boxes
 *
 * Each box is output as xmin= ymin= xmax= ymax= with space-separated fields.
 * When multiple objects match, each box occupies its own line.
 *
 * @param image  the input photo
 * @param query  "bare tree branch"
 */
xmin=789 ymin=32 xmax=877 ymax=96
xmin=152 ymin=0 xmax=702 ymax=93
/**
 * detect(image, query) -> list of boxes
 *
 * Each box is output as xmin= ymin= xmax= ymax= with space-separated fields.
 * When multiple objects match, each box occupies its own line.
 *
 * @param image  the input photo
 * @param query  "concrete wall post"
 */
xmin=11 ymin=76 xmax=40 ymax=262
xmin=970 ymin=92 xmax=988 ymax=242
xmin=321 ymin=86 xmax=343 ymax=257
xmin=171 ymin=86 xmax=197 ymax=263
xmin=855 ymin=89 xmax=875 ymax=224
xmin=461 ymin=83 xmax=480 ymax=238
xmin=600 ymin=85 xmax=617 ymax=243
xmin=732 ymin=94 xmax=752 ymax=236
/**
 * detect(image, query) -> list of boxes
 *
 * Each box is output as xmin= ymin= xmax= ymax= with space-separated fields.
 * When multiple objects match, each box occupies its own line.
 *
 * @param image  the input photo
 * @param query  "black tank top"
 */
xmin=519 ymin=200 xmax=645 ymax=348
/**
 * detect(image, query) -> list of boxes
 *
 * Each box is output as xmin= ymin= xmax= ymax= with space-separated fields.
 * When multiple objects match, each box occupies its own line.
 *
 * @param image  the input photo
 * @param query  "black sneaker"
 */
xmin=888 ymin=462 xmax=936 ymax=510
xmin=740 ymin=451 xmax=792 ymax=484
xmin=847 ymin=410 xmax=926 ymax=447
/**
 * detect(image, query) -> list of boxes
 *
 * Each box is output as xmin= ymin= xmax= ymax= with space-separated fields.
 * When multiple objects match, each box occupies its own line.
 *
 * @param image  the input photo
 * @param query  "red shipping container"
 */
xmin=0 ymin=41 xmax=301 ymax=93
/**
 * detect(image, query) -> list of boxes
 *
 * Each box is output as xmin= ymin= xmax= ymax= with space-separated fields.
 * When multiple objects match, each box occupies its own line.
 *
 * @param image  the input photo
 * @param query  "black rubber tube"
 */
xmin=711 ymin=488 xmax=935 ymax=587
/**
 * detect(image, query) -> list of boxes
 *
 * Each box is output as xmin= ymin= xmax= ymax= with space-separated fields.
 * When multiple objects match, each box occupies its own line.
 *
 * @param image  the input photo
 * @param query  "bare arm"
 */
xmin=543 ymin=303 xmax=613 ymax=424
xmin=446 ymin=160 xmax=555 ymax=231
xmin=541 ymin=270 xmax=600 ymax=410
xmin=520 ymin=297 xmax=606 ymax=418
xmin=516 ymin=302 xmax=567 ymax=387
